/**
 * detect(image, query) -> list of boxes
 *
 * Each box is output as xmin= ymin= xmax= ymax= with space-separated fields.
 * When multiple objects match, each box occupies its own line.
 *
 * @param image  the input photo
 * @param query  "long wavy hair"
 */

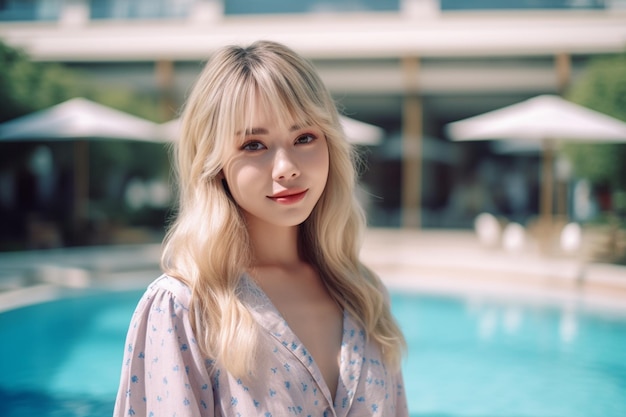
xmin=161 ymin=40 xmax=405 ymax=378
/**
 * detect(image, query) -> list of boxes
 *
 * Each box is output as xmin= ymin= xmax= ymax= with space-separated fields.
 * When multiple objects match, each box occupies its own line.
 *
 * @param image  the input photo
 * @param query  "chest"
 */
xmin=209 ymin=318 xmax=395 ymax=417
xmin=255 ymin=272 xmax=343 ymax=397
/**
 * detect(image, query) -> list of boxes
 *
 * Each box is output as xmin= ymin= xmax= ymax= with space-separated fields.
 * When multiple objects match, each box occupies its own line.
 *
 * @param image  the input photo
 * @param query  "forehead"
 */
xmin=235 ymin=94 xmax=312 ymax=135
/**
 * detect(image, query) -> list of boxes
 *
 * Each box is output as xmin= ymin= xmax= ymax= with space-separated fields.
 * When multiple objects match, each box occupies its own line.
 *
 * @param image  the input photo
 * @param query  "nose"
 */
xmin=272 ymin=148 xmax=300 ymax=181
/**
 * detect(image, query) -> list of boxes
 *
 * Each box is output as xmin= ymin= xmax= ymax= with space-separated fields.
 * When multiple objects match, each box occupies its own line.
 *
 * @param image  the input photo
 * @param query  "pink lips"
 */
xmin=268 ymin=189 xmax=308 ymax=204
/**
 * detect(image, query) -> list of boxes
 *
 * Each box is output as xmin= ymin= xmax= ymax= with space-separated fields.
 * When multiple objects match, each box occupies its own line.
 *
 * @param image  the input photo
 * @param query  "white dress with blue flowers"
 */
xmin=114 ymin=275 xmax=408 ymax=417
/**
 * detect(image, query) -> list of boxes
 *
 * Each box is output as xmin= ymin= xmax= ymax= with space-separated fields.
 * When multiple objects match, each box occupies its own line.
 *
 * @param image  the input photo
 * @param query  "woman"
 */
xmin=114 ymin=40 xmax=408 ymax=417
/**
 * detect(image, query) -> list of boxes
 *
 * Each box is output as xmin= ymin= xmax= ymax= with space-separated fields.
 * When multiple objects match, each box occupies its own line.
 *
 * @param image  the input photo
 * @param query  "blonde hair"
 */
xmin=161 ymin=40 xmax=405 ymax=378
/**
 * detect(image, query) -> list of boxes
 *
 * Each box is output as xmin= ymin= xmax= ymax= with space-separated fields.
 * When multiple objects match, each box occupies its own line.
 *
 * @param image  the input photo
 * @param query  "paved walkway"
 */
xmin=362 ymin=229 xmax=626 ymax=314
xmin=1 ymin=228 xmax=625 ymax=313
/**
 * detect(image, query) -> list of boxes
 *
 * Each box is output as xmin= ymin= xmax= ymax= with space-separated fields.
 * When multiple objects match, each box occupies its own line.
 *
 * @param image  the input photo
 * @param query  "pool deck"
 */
xmin=1 ymin=228 xmax=625 ymax=314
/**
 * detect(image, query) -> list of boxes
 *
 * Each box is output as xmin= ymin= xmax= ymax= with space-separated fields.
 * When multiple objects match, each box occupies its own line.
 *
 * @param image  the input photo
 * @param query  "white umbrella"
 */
xmin=446 ymin=95 xmax=626 ymax=143
xmin=0 ymin=98 xmax=162 ymax=243
xmin=446 ymin=94 xmax=626 ymax=226
xmin=160 ymin=115 xmax=384 ymax=145
xmin=0 ymin=97 xmax=160 ymax=142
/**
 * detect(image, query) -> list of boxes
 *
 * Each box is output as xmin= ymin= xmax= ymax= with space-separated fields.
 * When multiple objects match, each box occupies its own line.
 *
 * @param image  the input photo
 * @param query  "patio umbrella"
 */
xmin=0 ymin=97 xmax=162 ymax=243
xmin=445 ymin=94 xmax=626 ymax=227
xmin=160 ymin=115 xmax=384 ymax=145
xmin=0 ymin=97 xmax=160 ymax=142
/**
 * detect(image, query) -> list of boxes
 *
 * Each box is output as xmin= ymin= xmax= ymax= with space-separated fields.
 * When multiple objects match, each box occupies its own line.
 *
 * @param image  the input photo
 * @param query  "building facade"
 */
xmin=1 ymin=0 xmax=625 ymax=228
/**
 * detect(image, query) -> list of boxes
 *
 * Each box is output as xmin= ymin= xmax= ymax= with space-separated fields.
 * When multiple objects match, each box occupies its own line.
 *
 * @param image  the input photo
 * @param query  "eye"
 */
xmin=241 ymin=141 xmax=266 ymax=151
xmin=295 ymin=133 xmax=317 ymax=145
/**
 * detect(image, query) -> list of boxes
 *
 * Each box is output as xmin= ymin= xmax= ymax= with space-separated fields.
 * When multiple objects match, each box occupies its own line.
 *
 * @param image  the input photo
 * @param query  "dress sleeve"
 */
xmin=394 ymin=369 xmax=410 ymax=417
xmin=113 ymin=282 xmax=215 ymax=417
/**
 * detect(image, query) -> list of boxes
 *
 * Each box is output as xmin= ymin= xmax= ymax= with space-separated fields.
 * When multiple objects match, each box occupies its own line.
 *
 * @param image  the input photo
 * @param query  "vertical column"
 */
xmin=555 ymin=52 xmax=572 ymax=222
xmin=155 ymin=59 xmax=176 ymax=121
xmin=189 ymin=0 xmax=224 ymax=23
xmin=400 ymin=0 xmax=440 ymax=19
xmin=401 ymin=56 xmax=422 ymax=228
xmin=59 ymin=0 xmax=89 ymax=27
xmin=555 ymin=52 xmax=572 ymax=95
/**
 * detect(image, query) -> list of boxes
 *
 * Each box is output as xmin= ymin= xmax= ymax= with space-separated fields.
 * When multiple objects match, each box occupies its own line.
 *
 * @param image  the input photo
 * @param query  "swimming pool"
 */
xmin=1 ymin=288 xmax=625 ymax=417
xmin=393 ymin=293 xmax=626 ymax=417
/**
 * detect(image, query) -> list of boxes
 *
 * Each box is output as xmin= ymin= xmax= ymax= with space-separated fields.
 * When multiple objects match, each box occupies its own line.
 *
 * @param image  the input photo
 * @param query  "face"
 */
xmin=221 ymin=105 xmax=329 ymax=231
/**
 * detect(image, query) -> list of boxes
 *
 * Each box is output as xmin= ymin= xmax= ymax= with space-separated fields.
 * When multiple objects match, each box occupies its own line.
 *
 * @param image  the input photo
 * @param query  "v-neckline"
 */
xmin=239 ymin=274 xmax=365 ymax=414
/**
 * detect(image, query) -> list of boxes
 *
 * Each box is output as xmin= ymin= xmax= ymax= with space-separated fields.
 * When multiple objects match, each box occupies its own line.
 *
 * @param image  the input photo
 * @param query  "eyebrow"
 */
xmin=240 ymin=125 xmax=303 ymax=136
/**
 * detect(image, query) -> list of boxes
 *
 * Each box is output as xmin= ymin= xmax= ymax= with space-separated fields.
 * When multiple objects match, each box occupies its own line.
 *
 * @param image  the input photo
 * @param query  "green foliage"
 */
xmin=0 ymin=42 xmax=81 ymax=122
xmin=564 ymin=54 xmax=626 ymax=190
xmin=82 ymin=84 xmax=163 ymax=123
xmin=0 ymin=39 xmax=162 ymax=122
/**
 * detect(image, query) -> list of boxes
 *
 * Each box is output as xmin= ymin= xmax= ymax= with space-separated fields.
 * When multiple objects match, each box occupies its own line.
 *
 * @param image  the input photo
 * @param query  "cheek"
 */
xmin=224 ymin=162 xmax=265 ymax=202
xmin=312 ymin=146 xmax=330 ymax=182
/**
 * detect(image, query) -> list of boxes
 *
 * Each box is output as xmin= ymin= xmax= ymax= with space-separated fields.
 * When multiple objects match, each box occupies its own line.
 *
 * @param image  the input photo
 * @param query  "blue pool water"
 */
xmin=393 ymin=294 xmax=626 ymax=417
xmin=1 ymin=289 xmax=625 ymax=417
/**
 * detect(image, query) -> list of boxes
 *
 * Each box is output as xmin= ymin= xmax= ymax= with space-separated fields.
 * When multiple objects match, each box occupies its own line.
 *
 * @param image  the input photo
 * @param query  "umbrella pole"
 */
xmin=539 ymin=138 xmax=555 ymax=253
xmin=73 ymin=140 xmax=89 ymax=244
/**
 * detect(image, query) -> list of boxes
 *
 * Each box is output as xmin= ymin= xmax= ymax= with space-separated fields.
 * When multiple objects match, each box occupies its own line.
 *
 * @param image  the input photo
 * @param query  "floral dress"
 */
xmin=114 ymin=275 xmax=408 ymax=417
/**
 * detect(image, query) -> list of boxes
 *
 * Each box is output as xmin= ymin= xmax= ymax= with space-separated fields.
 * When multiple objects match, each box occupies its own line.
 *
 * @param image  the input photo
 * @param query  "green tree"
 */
xmin=564 ymin=54 xmax=626 ymax=192
xmin=0 ymin=41 xmax=81 ymax=122
xmin=0 ymin=39 xmax=162 ymax=122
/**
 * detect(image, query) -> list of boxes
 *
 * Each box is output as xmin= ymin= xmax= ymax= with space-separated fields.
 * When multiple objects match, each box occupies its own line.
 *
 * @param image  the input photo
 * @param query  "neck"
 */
xmin=247 ymin=220 xmax=301 ymax=268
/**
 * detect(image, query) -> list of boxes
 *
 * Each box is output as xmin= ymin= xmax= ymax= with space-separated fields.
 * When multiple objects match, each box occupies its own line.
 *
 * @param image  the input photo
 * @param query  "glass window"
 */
xmin=224 ymin=0 xmax=399 ymax=15
xmin=90 ymin=0 xmax=194 ymax=19
xmin=0 ymin=0 xmax=61 ymax=21
xmin=440 ymin=0 xmax=605 ymax=10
